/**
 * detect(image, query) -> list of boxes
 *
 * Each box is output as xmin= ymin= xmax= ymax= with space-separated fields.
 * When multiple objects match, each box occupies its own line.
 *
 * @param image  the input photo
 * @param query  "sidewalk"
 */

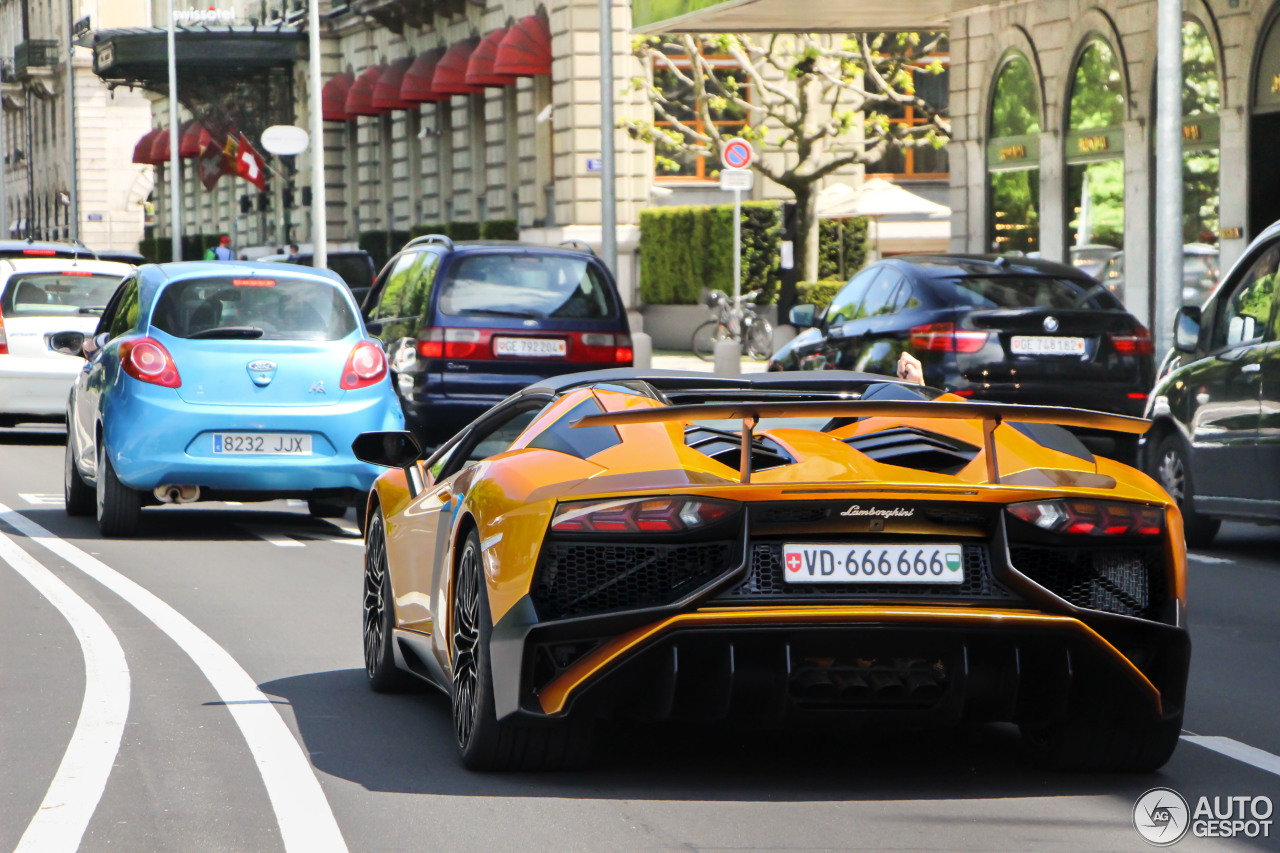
xmin=650 ymin=350 xmax=770 ymax=373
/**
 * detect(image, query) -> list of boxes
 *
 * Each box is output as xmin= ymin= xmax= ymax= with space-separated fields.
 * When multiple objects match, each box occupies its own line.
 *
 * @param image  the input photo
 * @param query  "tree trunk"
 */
xmin=778 ymin=183 xmax=819 ymax=316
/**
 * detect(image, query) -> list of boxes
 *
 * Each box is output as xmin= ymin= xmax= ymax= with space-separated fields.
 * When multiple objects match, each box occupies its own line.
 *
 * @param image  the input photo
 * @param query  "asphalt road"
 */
xmin=2 ymin=424 xmax=1279 ymax=853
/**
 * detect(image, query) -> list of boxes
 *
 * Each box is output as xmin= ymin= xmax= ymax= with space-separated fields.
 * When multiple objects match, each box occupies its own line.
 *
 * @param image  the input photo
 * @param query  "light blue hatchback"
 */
xmin=60 ymin=261 xmax=404 ymax=537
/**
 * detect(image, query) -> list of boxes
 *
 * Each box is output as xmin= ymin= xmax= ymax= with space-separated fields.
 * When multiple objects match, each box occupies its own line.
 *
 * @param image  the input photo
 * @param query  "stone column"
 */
xmin=1218 ymin=106 xmax=1249 ymax=273
xmin=1037 ymin=131 xmax=1064 ymax=263
xmin=1123 ymin=119 xmax=1151 ymax=326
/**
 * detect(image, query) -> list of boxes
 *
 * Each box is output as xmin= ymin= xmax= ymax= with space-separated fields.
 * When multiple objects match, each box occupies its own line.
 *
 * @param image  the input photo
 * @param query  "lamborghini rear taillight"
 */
xmin=340 ymin=340 xmax=388 ymax=389
xmin=1007 ymin=499 xmax=1163 ymax=536
xmin=910 ymin=322 xmax=988 ymax=353
xmin=551 ymin=497 xmax=737 ymax=534
xmin=119 ymin=337 xmax=181 ymax=387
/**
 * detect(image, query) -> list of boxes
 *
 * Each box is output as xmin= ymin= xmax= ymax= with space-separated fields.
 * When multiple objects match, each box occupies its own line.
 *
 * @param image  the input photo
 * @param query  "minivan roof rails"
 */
xmin=558 ymin=240 xmax=595 ymax=255
xmin=405 ymin=234 xmax=454 ymax=251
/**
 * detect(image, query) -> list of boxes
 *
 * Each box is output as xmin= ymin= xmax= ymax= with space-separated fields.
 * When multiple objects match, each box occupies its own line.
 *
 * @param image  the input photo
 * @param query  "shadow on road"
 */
xmin=14 ymin=506 xmax=355 ymax=544
xmin=260 ymin=667 xmax=1151 ymax=802
xmin=0 ymin=427 xmax=65 ymax=447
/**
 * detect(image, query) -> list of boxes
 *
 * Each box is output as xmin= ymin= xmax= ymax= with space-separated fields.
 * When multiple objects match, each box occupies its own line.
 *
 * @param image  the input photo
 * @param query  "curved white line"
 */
xmin=0 ymin=506 xmax=348 ymax=853
xmin=0 ymin=530 xmax=129 ymax=853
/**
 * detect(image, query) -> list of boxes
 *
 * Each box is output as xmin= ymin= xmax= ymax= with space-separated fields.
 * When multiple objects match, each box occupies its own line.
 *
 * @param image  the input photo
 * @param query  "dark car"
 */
xmin=0 ymin=240 xmax=96 ymax=260
xmin=770 ymin=254 xmax=1156 ymax=461
xmin=361 ymin=235 xmax=632 ymax=444
xmin=1142 ymin=221 xmax=1280 ymax=547
xmin=260 ymin=249 xmax=377 ymax=306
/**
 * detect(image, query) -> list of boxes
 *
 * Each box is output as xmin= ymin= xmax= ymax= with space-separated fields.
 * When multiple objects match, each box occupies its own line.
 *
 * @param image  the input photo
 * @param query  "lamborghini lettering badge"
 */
xmin=840 ymin=505 xmax=915 ymax=519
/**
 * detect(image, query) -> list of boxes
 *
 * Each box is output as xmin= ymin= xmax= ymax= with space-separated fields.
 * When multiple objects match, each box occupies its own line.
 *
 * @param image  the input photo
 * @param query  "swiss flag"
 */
xmin=196 ymin=134 xmax=227 ymax=190
xmin=233 ymin=133 xmax=267 ymax=191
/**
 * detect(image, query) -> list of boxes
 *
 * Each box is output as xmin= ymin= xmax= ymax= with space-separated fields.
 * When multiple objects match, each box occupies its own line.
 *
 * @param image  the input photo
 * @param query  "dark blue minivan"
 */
xmin=362 ymin=236 xmax=632 ymax=444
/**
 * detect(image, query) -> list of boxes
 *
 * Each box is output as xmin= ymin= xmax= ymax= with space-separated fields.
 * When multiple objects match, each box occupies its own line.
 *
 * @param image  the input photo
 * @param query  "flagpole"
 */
xmin=167 ymin=0 xmax=182 ymax=261
xmin=308 ymin=0 xmax=326 ymax=269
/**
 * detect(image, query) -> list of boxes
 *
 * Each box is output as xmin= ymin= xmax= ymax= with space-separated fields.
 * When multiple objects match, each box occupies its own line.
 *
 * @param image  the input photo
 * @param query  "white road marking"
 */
xmin=1182 ymin=735 xmax=1280 ymax=777
xmin=18 ymin=493 xmax=63 ymax=506
xmin=0 ymin=505 xmax=349 ymax=853
xmin=0 ymin=530 xmax=129 ymax=853
xmin=329 ymin=539 xmax=363 ymax=547
xmin=1188 ymin=552 xmax=1233 ymax=564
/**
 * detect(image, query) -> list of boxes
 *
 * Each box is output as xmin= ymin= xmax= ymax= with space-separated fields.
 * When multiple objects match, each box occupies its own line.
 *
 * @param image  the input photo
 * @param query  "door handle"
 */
xmin=1242 ymin=363 xmax=1261 ymax=374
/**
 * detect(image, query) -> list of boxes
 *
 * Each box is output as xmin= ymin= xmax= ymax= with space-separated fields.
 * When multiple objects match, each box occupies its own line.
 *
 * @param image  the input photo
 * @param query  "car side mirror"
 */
xmin=49 ymin=330 xmax=87 ymax=357
xmin=1174 ymin=305 xmax=1201 ymax=353
xmin=789 ymin=304 xmax=817 ymax=328
xmin=352 ymin=431 xmax=422 ymax=468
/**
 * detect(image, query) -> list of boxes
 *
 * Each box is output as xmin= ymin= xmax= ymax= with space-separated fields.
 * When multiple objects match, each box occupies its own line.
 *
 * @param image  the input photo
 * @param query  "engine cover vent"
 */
xmin=844 ymin=427 xmax=979 ymax=475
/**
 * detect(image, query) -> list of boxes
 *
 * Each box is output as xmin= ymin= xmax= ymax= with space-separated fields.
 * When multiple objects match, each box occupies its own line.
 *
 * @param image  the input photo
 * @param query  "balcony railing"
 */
xmin=15 ymin=40 xmax=60 ymax=77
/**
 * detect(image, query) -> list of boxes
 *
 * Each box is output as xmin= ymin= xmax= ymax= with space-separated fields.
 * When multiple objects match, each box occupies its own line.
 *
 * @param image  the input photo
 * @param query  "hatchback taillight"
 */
xmin=119 ymin=337 xmax=181 ymax=387
xmin=910 ymin=322 xmax=989 ymax=353
xmin=341 ymin=340 xmax=388 ymax=389
xmin=1007 ymin=499 xmax=1164 ymax=536
xmin=1111 ymin=325 xmax=1154 ymax=356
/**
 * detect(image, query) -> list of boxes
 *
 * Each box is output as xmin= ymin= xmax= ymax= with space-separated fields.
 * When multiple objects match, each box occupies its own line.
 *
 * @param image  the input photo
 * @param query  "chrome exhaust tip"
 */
xmin=153 ymin=484 xmax=201 ymax=504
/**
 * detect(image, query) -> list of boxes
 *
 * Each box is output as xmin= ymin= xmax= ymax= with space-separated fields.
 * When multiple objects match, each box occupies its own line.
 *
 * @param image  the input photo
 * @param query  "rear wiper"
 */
xmin=457 ymin=308 xmax=541 ymax=318
xmin=79 ymin=306 xmax=105 ymax=315
xmin=188 ymin=326 xmax=265 ymax=339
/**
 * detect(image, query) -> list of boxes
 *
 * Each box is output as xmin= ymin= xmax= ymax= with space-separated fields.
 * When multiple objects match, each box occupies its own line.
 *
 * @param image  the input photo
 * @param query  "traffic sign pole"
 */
xmin=718 ymin=140 xmax=754 ymax=317
xmin=733 ymin=188 xmax=741 ymax=307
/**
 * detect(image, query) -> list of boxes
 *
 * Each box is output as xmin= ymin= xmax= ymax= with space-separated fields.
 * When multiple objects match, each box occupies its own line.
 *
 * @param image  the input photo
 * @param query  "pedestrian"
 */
xmin=212 ymin=233 xmax=235 ymax=258
xmin=286 ymin=243 xmax=301 ymax=262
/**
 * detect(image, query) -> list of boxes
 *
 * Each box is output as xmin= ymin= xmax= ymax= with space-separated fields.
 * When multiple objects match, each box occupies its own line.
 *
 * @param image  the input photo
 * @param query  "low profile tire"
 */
xmin=308 ymin=499 xmax=348 ymax=519
xmin=691 ymin=320 xmax=731 ymax=361
xmin=363 ymin=508 xmax=413 ymax=692
xmin=64 ymin=439 xmax=94 ymax=517
xmin=1152 ymin=434 xmax=1220 ymax=548
xmin=95 ymin=443 xmax=142 ymax=537
xmin=1021 ymin=710 xmax=1183 ymax=772
xmin=452 ymin=530 xmax=590 ymax=771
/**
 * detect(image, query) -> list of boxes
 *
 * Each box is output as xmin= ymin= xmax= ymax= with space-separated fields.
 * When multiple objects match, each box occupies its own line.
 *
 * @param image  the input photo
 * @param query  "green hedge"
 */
xmin=639 ymin=201 xmax=868 ymax=305
xmin=638 ymin=201 xmax=781 ymax=305
xmin=358 ymin=230 xmax=411 ymax=271
xmin=795 ymin=280 xmax=844 ymax=311
xmin=479 ymin=219 xmax=518 ymax=240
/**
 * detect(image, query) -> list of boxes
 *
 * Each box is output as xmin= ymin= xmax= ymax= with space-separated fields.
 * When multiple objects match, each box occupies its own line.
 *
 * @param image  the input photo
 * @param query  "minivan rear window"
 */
xmin=1 ymin=273 xmax=122 ymax=317
xmin=438 ymin=254 xmax=617 ymax=319
xmin=151 ymin=277 xmax=358 ymax=340
xmin=933 ymin=276 xmax=1123 ymax=311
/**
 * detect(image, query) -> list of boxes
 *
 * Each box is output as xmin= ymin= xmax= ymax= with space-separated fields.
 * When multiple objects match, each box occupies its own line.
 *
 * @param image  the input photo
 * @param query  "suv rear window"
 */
xmin=1 ymin=273 xmax=122 ymax=317
xmin=151 ymin=276 xmax=358 ymax=340
xmin=933 ymin=276 xmax=1122 ymax=311
xmin=438 ymin=254 xmax=617 ymax=319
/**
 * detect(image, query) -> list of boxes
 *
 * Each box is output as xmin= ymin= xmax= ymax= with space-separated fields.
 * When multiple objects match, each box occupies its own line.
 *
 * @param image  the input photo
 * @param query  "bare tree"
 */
xmin=625 ymin=32 xmax=948 ymax=311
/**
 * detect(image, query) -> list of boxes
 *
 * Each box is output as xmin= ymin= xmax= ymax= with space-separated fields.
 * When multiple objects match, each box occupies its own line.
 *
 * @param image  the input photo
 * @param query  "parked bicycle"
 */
xmin=692 ymin=288 xmax=774 ymax=361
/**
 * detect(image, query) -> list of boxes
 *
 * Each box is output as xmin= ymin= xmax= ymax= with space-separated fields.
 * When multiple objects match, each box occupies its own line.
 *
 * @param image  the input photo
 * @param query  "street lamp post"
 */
xmin=598 ymin=0 xmax=616 ymax=274
xmin=65 ymin=0 xmax=79 ymax=243
xmin=167 ymin=0 xmax=182 ymax=261
xmin=1154 ymin=0 xmax=1182 ymax=355
xmin=308 ymin=0 xmax=326 ymax=268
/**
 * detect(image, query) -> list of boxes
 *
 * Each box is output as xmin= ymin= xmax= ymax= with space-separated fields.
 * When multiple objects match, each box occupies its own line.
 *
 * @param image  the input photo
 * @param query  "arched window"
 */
xmin=986 ymin=53 xmax=1041 ymax=253
xmin=1065 ymin=38 xmax=1126 ymax=258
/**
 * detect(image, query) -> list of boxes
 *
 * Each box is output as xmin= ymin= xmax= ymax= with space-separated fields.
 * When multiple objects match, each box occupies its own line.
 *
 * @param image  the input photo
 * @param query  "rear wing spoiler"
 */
xmin=573 ymin=400 xmax=1149 ymax=485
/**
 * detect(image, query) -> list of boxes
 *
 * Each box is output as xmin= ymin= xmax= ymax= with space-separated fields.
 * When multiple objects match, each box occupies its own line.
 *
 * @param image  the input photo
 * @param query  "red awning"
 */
xmin=323 ymin=71 xmax=354 ymax=121
xmin=431 ymin=38 xmax=483 ymax=96
xmin=149 ymin=127 xmax=173 ymax=164
xmin=372 ymin=57 xmax=416 ymax=110
xmin=179 ymin=121 xmax=212 ymax=158
xmin=346 ymin=66 xmax=388 ymax=117
xmin=494 ymin=15 xmax=551 ymax=77
xmin=401 ymin=48 xmax=448 ymax=103
xmin=465 ymin=29 xmax=517 ymax=88
xmin=132 ymin=128 xmax=161 ymax=165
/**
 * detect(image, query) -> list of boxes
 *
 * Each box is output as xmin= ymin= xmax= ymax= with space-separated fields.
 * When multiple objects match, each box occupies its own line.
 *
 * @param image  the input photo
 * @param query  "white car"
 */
xmin=0 ymin=258 xmax=133 ymax=427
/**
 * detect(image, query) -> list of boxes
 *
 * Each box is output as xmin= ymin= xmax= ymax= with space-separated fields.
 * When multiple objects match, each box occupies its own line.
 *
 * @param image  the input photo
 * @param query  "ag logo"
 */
xmin=1134 ymin=787 xmax=1190 ymax=846
xmin=1043 ymin=315 xmax=1059 ymax=333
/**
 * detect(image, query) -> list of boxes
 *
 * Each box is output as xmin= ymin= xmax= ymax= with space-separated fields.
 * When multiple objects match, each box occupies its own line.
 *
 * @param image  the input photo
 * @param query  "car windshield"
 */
xmin=1 ymin=272 xmax=121 ymax=317
xmin=933 ymin=276 xmax=1123 ymax=311
xmin=151 ymin=276 xmax=358 ymax=340
xmin=437 ymin=254 xmax=616 ymax=319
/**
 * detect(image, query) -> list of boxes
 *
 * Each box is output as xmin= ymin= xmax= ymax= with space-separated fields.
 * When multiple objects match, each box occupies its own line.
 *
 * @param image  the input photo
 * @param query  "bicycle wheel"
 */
xmin=745 ymin=317 xmax=774 ymax=360
xmin=692 ymin=320 xmax=732 ymax=361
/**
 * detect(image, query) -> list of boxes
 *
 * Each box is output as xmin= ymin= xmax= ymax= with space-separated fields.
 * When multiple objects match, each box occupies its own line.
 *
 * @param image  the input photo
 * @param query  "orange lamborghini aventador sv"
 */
xmin=352 ymin=370 xmax=1189 ymax=772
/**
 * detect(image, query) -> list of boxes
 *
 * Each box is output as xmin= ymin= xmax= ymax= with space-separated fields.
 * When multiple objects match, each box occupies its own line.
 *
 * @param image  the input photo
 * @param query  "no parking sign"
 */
xmin=722 ymin=138 xmax=753 ymax=170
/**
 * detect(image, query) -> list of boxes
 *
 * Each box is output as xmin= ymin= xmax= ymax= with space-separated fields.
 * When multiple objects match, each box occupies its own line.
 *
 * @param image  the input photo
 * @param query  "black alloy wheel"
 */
xmin=1153 ymin=434 xmax=1220 ymax=548
xmin=64 ymin=438 xmax=94 ymax=516
xmin=95 ymin=442 xmax=142 ymax=537
xmin=363 ymin=508 xmax=412 ymax=691
xmin=451 ymin=533 xmax=483 ymax=754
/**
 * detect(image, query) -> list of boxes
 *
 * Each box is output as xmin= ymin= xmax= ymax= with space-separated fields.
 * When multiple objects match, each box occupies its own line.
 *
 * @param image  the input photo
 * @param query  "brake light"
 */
xmin=551 ymin=497 xmax=737 ymax=533
xmin=232 ymin=279 xmax=275 ymax=287
xmin=340 ymin=340 xmax=387 ymax=389
xmin=1111 ymin=325 xmax=1154 ymax=356
xmin=910 ymin=322 xmax=989 ymax=353
xmin=414 ymin=328 xmax=494 ymax=360
xmin=119 ymin=337 xmax=181 ymax=387
xmin=0 ymin=304 xmax=7 ymax=355
xmin=950 ymin=389 xmax=974 ymax=397
xmin=1007 ymin=499 xmax=1164 ymax=536
xmin=577 ymin=332 xmax=632 ymax=364
xmin=22 ymin=248 xmax=56 ymax=256
xmin=61 ymin=270 xmax=93 ymax=276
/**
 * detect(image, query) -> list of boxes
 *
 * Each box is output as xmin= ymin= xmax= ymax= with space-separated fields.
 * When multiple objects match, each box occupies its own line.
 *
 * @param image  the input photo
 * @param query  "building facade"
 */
xmin=1 ymin=0 xmax=152 ymax=249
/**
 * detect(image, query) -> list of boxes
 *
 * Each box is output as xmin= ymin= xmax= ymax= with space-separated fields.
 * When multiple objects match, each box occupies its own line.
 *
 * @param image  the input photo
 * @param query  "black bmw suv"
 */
xmin=769 ymin=254 xmax=1156 ymax=460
